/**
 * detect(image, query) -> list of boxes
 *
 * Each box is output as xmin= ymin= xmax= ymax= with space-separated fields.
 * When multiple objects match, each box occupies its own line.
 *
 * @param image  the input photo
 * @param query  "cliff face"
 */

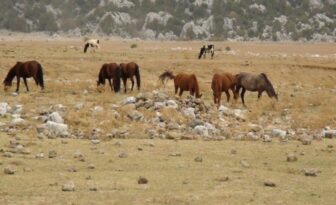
xmin=1 ymin=0 xmax=335 ymax=41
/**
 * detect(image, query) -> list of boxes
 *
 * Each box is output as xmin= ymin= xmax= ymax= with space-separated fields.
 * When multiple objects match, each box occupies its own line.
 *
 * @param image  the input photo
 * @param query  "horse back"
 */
xmin=20 ymin=61 xmax=41 ymax=77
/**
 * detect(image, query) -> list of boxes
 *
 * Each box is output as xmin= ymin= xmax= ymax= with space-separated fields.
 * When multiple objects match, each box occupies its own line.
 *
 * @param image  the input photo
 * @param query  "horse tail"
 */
xmin=135 ymin=64 xmax=141 ymax=90
xmin=192 ymin=74 xmax=202 ymax=98
xmin=37 ymin=63 xmax=44 ymax=89
xmin=114 ymin=65 xmax=121 ymax=92
xmin=159 ymin=70 xmax=175 ymax=85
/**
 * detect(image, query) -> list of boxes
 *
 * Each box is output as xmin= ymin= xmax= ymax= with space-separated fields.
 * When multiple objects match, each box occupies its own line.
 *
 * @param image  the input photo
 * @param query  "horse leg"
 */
xmin=217 ymin=92 xmax=222 ymax=108
xmin=130 ymin=77 xmax=135 ymax=91
xmin=225 ymin=90 xmax=230 ymax=103
xmin=108 ymin=79 xmax=113 ymax=91
xmin=23 ymin=78 xmax=29 ymax=92
xmin=241 ymin=88 xmax=246 ymax=106
xmin=16 ymin=76 xmax=20 ymax=92
xmin=258 ymin=90 xmax=263 ymax=100
xmin=174 ymin=85 xmax=178 ymax=95
xmin=179 ymin=89 xmax=183 ymax=97
xmin=122 ymin=78 xmax=127 ymax=93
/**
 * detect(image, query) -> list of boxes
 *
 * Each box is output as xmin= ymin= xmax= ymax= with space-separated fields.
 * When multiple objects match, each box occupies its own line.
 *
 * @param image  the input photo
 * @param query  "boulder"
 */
xmin=45 ymin=121 xmax=69 ymax=137
xmin=62 ymin=181 xmax=75 ymax=191
xmin=194 ymin=125 xmax=209 ymax=136
xmin=4 ymin=166 xmax=16 ymax=175
xmin=323 ymin=130 xmax=336 ymax=138
xmin=48 ymin=112 xmax=64 ymax=123
xmin=166 ymin=100 xmax=178 ymax=109
xmin=271 ymin=129 xmax=287 ymax=138
xmin=183 ymin=107 xmax=196 ymax=119
xmin=0 ymin=102 xmax=10 ymax=116
xmin=123 ymin=96 xmax=136 ymax=105
xmin=127 ymin=110 xmax=144 ymax=121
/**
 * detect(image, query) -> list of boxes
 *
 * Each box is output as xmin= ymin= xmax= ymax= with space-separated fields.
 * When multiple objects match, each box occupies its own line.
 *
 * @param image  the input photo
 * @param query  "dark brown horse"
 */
xmin=3 ymin=60 xmax=44 ymax=92
xmin=97 ymin=63 xmax=121 ymax=92
xmin=159 ymin=70 xmax=202 ymax=98
xmin=234 ymin=72 xmax=278 ymax=106
xmin=211 ymin=72 xmax=238 ymax=108
xmin=119 ymin=62 xmax=141 ymax=93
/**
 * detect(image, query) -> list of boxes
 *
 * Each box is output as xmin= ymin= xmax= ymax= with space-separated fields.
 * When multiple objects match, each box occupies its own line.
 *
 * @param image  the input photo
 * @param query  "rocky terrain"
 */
xmin=0 ymin=39 xmax=335 ymax=204
xmin=1 ymin=0 xmax=335 ymax=41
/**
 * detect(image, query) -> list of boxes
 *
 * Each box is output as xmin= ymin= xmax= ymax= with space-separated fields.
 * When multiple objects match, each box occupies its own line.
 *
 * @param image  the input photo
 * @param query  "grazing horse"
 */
xmin=234 ymin=72 xmax=278 ymax=106
xmin=97 ymin=63 xmax=121 ymax=92
xmin=211 ymin=72 xmax=238 ymax=108
xmin=119 ymin=62 xmax=141 ymax=93
xmin=84 ymin=39 xmax=100 ymax=53
xmin=159 ymin=70 xmax=202 ymax=98
xmin=198 ymin=44 xmax=214 ymax=59
xmin=3 ymin=60 xmax=44 ymax=92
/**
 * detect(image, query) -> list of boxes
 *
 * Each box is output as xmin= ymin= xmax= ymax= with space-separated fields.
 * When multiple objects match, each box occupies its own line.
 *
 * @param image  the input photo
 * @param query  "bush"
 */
xmin=130 ymin=44 xmax=138 ymax=48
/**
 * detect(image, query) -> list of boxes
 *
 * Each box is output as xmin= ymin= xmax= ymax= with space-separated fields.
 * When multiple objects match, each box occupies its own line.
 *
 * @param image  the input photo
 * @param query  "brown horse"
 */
xmin=211 ymin=72 xmax=238 ymax=108
xmin=119 ymin=62 xmax=141 ymax=93
xmin=234 ymin=72 xmax=278 ymax=106
xmin=3 ymin=60 xmax=44 ymax=92
xmin=97 ymin=63 xmax=121 ymax=92
xmin=159 ymin=70 xmax=202 ymax=98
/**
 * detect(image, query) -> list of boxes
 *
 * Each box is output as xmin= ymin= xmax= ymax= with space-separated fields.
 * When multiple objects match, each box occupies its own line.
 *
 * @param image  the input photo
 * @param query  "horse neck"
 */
xmin=265 ymin=81 xmax=276 ymax=97
xmin=98 ymin=68 xmax=105 ymax=84
xmin=4 ymin=67 xmax=17 ymax=83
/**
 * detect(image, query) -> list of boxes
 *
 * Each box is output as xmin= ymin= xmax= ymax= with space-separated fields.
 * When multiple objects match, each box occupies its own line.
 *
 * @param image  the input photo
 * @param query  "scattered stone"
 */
xmin=304 ymin=168 xmax=318 ymax=177
xmin=231 ymin=149 xmax=237 ymax=155
xmin=182 ymin=107 xmax=196 ymax=119
xmin=286 ymin=153 xmax=298 ymax=162
xmin=166 ymin=132 xmax=181 ymax=140
xmin=62 ymin=181 xmax=75 ymax=192
xmin=68 ymin=166 xmax=77 ymax=172
xmin=323 ymin=130 xmax=336 ymax=138
xmin=240 ymin=160 xmax=250 ymax=168
xmin=88 ymin=164 xmax=95 ymax=169
xmin=61 ymin=139 xmax=68 ymax=144
xmin=127 ymin=110 xmax=144 ymax=121
xmin=271 ymin=129 xmax=287 ymax=138
xmin=169 ymin=152 xmax=181 ymax=157
xmin=194 ymin=125 xmax=209 ymax=136
xmin=48 ymin=112 xmax=64 ymax=123
xmin=263 ymin=135 xmax=272 ymax=142
xmin=264 ymin=180 xmax=276 ymax=187
xmin=194 ymin=156 xmax=203 ymax=162
xmin=0 ymin=102 xmax=10 ymax=116
xmin=137 ymin=147 xmax=143 ymax=151
xmin=166 ymin=100 xmax=178 ymax=109
xmin=3 ymin=152 xmax=14 ymax=158
xmin=23 ymin=167 xmax=33 ymax=172
xmin=35 ymin=152 xmax=45 ymax=159
xmin=4 ymin=166 xmax=16 ymax=175
xmin=89 ymin=186 xmax=98 ymax=191
xmin=118 ymin=152 xmax=128 ymax=158
xmin=123 ymin=96 xmax=136 ymax=105
xmin=91 ymin=139 xmax=100 ymax=144
xmin=48 ymin=150 xmax=57 ymax=158
xmin=45 ymin=121 xmax=69 ymax=137
xmin=215 ymin=176 xmax=229 ymax=182
xmin=301 ymin=136 xmax=312 ymax=145
xmin=138 ymin=176 xmax=148 ymax=184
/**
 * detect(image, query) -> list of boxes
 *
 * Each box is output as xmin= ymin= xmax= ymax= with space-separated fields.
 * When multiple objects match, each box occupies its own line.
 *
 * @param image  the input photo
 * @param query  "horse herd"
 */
xmin=2 ymin=59 xmax=278 ymax=108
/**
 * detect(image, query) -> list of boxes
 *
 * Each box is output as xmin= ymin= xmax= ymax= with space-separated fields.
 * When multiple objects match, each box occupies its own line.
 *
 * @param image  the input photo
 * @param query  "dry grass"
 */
xmin=0 ymin=38 xmax=336 ymax=204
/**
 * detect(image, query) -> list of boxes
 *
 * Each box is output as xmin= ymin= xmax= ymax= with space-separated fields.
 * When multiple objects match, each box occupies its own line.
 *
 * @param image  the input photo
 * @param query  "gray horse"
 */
xmin=234 ymin=72 xmax=278 ymax=106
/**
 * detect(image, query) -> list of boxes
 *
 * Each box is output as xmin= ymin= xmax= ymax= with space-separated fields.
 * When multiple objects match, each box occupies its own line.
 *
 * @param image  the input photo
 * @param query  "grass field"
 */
xmin=0 ymin=38 xmax=336 ymax=204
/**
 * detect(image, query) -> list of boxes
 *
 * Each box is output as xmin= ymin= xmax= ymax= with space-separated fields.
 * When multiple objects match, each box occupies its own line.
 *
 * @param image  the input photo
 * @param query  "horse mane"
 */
xmin=260 ymin=73 xmax=276 ymax=96
xmin=3 ymin=63 xmax=19 ymax=84
xmin=159 ymin=70 xmax=175 ymax=85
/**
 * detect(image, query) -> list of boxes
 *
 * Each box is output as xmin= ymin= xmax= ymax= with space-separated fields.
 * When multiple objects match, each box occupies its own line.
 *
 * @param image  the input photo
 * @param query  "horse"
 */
xmin=84 ymin=39 xmax=100 ymax=53
xmin=3 ymin=60 xmax=44 ymax=92
xmin=211 ymin=72 xmax=238 ymax=108
xmin=119 ymin=62 xmax=141 ymax=93
xmin=234 ymin=72 xmax=278 ymax=106
xmin=198 ymin=44 xmax=214 ymax=59
xmin=159 ymin=70 xmax=202 ymax=98
xmin=97 ymin=63 xmax=121 ymax=92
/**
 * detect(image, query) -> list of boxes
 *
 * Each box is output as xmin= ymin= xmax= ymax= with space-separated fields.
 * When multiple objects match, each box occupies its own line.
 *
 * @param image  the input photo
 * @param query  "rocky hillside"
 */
xmin=1 ymin=0 xmax=335 ymax=41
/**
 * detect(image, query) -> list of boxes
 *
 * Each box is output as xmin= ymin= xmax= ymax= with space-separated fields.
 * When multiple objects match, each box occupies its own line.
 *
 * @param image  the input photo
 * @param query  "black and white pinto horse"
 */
xmin=84 ymin=39 xmax=100 ymax=53
xmin=198 ymin=44 xmax=214 ymax=59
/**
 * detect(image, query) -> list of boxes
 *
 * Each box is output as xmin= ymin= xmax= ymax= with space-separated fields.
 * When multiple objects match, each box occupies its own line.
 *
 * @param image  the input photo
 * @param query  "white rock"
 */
xmin=183 ymin=108 xmax=196 ymax=119
xmin=48 ymin=112 xmax=64 ymax=123
xmin=0 ymin=102 xmax=10 ymax=116
xmin=271 ymin=129 xmax=287 ymax=138
xmin=123 ymin=96 xmax=136 ymax=105
xmin=323 ymin=129 xmax=336 ymax=138
xmin=194 ymin=125 xmax=209 ymax=136
xmin=45 ymin=121 xmax=69 ymax=137
xmin=11 ymin=105 xmax=23 ymax=114
xmin=154 ymin=102 xmax=165 ymax=110
xmin=166 ymin=100 xmax=178 ymax=109
xmin=62 ymin=181 xmax=75 ymax=192
xmin=92 ymin=106 xmax=103 ymax=114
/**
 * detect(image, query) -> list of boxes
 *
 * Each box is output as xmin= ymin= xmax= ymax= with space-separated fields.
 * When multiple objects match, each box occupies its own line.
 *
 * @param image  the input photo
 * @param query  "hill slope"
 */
xmin=1 ymin=0 xmax=335 ymax=41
